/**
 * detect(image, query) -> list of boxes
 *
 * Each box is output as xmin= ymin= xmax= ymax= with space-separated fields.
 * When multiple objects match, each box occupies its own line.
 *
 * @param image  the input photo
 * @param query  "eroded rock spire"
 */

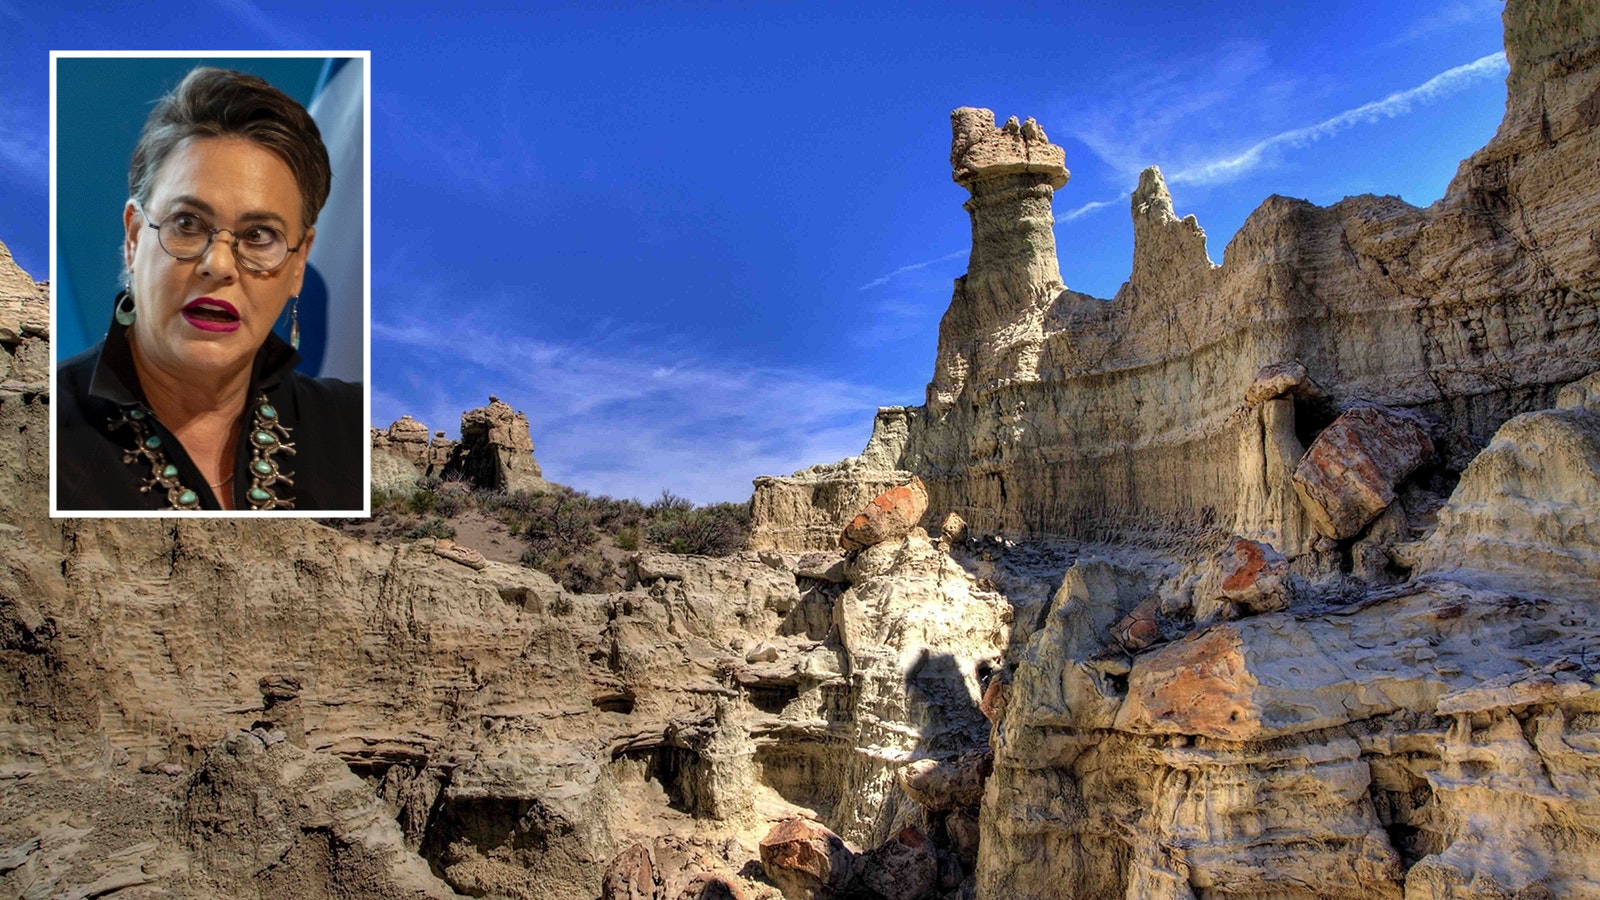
xmin=928 ymin=108 xmax=1071 ymax=412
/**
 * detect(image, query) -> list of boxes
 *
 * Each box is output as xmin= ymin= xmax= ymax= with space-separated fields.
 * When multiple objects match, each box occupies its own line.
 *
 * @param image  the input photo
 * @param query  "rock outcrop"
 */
xmin=373 ymin=399 xmax=545 ymax=495
xmin=1412 ymin=398 xmax=1600 ymax=597
xmin=752 ymin=407 xmax=918 ymax=551
xmin=754 ymin=0 xmax=1599 ymax=551
xmin=444 ymin=395 xmax=547 ymax=493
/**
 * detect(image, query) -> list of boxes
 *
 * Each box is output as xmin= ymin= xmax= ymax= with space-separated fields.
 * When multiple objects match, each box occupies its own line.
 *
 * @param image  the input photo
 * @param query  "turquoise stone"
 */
xmin=259 ymin=404 xmax=277 ymax=420
xmin=161 ymin=464 xmax=179 ymax=478
xmin=253 ymin=459 xmax=274 ymax=475
xmin=249 ymin=488 xmax=271 ymax=502
xmin=177 ymin=490 xmax=197 ymax=506
xmin=128 ymin=408 xmax=146 ymax=419
xmin=253 ymin=430 xmax=277 ymax=446
xmin=144 ymin=435 xmax=162 ymax=449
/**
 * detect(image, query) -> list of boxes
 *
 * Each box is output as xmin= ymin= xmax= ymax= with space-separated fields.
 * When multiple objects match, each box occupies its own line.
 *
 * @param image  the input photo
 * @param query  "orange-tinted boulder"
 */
xmin=759 ymin=818 xmax=854 ymax=899
xmin=1112 ymin=597 xmax=1163 ymax=651
xmin=979 ymin=673 xmax=1008 ymax=723
xmin=1114 ymin=626 xmax=1261 ymax=741
xmin=1292 ymin=407 xmax=1433 ymax=539
xmin=839 ymin=479 xmax=929 ymax=552
xmin=1194 ymin=536 xmax=1290 ymax=622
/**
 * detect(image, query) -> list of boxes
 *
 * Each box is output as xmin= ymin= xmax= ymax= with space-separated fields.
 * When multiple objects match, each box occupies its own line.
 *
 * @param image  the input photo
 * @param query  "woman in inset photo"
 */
xmin=56 ymin=65 xmax=364 ymax=512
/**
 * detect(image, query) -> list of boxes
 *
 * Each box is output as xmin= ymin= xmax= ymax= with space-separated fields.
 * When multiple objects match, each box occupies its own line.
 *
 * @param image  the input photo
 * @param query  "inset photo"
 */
xmin=50 ymin=52 xmax=370 ymax=516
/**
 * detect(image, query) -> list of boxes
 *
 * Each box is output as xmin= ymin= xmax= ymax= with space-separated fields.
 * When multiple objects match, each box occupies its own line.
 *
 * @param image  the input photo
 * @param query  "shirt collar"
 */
xmin=87 ymin=301 xmax=303 ymax=408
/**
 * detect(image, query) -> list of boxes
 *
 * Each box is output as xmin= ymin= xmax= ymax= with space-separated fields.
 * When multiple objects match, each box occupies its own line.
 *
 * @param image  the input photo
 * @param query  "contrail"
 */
xmin=1060 ymin=194 xmax=1128 ymax=221
xmin=858 ymin=249 xmax=967 ymax=291
xmin=1169 ymin=51 xmax=1508 ymax=186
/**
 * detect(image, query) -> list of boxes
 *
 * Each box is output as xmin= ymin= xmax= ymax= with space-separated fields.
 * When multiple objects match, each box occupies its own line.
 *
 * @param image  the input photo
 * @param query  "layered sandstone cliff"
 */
xmin=752 ymin=0 xmax=1599 ymax=553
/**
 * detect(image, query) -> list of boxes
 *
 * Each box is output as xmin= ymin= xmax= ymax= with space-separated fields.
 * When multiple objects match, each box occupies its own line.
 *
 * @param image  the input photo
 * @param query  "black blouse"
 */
xmin=56 ymin=317 xmax=364 ymax=512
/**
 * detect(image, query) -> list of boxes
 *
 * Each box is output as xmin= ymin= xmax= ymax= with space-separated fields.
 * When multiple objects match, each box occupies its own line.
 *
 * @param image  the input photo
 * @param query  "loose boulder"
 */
xmin=897 ymin=751 xmax=991 ymax=811
xmin=1192 ymin=536 xmax=1291 ymax=622
xmin=839 ymin=478 xmax=929 ymax=552
xmin=1114 ymin=626 xmax=1259 ymax=741
xmin=1244 ymin=360 xmax=1325 ymax=406
xmin=604 ymin=843 xmax=661 ymax=900
xmin=1292 ymin=407 xmax=1433 ymax=539
xmin=433 ymin=538 xmax=489 ymax=570
xmin=676 ymin=873 xmax=748 ymax=900
xmin=855 ymin=825 xmax=938 ymax=900
xmin=1111 ymin=597 xmax=1163 ymax=651
xmin=759 ymin=818 xmax=854 ymax=899
xmin=979 ymin=674 xmax=1008 ymax=723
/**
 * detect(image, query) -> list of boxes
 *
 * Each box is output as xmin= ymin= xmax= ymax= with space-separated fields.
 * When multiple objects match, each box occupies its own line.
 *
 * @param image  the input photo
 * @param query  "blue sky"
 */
xmin=4 ymin=1 xmax=1510 ymax=503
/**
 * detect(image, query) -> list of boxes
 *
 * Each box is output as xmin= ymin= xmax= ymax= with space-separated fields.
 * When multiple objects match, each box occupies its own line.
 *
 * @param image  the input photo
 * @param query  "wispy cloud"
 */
xmin=0 ymin=123 xmax=45 ymax=180
xmin=1059 ymin=193 xmax=1127 ymax=222
xmin=1055 ymin=50 xmax=1510 ymax=223
xmin=1066 ymin=41 xmax=1283 ymax=181
xmin=849 ymin=296 xmax=943 ymax=349
xmin=375 ymin=87 xmax=543 ymax=198
xmin=0 ymin=85 xmax=45 ymax=180
xmin=1385 ymin=0 xmax=1503 ymax=48
xmin=372 ymin=311 xmax=895 ymax=504
xmin=858 ymin=249 xmax=966 ymax=291
xmin=1169 ymin=52 xmax=1508 ymax=186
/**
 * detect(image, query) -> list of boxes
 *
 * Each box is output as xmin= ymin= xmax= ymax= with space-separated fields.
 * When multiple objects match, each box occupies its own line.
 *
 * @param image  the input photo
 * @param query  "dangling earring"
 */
xmin=114 ymin=289 xmax=137 ymax=326
xmin=288 ymin=297 xmax=300 ymax=350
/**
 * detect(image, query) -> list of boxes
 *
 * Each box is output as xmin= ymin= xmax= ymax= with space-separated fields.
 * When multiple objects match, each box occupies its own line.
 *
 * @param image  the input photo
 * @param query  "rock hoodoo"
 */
xmin=754 ymin=0 xmax=1597 ymax=549
xmin=372 ymin=396 xmax=545 ymax=494
xmin=444 ymin=395 xmax=547 ymax=493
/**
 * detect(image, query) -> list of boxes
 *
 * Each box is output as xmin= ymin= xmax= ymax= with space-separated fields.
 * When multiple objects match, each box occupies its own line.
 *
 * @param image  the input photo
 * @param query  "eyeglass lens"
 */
xmin=157 ymin=212 xmax=290 ymax=271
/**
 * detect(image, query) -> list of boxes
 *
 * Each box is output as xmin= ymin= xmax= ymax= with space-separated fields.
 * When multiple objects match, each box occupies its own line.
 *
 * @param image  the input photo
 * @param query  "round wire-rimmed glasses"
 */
xmin=138 ymin=207 xmax=305 ymax=273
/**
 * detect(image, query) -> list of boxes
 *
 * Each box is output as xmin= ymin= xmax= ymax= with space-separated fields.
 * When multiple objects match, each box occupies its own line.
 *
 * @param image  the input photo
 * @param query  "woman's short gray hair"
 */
xmin=128 ymin=67 xmax=331 ymax=230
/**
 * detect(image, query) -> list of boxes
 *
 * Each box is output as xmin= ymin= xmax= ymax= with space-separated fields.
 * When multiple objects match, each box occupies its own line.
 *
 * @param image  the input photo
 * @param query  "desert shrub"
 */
xmin=405 ymin=515 xmax=456 ymax=540
xmin=433 ymin=487 xmax=468 ymax=518
xmin=649 ymin=489 xmax=694 ymax=513
xmin=520 ymin=545 xmax=620 ymax=594
xmin=406 ymin=488 xmax=437 ymax=515
xmin=480 ymin=488 xmax=548 ymax=532
xmin=647 ymin=502 xmax=750 ymax=556
xmin=521 ymin=489 xmax=599 ymax=558
xmin=371 ymin=487 xmax=412 ymax=516
xmin=615 ymin=526 xmax=641 ymax=551
xmin=591 ymin=495 xmax=646 ymax=532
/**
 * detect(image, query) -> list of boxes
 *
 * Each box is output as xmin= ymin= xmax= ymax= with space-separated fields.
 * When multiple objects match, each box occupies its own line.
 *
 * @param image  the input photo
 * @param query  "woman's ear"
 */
xmin=289 ymin=227 xmax=316 ymax=295
xmin=122 ymin=201 xmax=141 ymax=269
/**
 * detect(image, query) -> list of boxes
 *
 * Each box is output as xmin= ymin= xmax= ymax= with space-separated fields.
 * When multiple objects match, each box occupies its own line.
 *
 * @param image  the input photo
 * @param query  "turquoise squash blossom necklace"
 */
xmin=111 ymin=395 xmax=296 ymax=510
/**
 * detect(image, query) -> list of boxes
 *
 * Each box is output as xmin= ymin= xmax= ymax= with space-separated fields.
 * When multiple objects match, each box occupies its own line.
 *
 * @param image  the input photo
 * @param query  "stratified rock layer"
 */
xmin=753 ymin=0 xmax=1599 ymax=551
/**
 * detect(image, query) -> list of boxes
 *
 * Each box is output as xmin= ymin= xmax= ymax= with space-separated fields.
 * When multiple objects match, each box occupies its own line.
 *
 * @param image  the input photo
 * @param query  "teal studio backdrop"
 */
xmin=55 ymin=56 xmax=364 ymax=382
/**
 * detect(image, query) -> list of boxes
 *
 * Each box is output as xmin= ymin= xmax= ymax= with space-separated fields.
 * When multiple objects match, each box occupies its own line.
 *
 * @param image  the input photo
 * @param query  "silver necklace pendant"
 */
xmin=111 ymin=394 xmax=296 ymax=511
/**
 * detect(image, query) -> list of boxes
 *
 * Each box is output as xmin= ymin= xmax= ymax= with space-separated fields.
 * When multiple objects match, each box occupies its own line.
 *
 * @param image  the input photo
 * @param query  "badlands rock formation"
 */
xmin=747 ymin=1 xmax=1600 ymax=898
xmin=372 ymin=397 xmax=546 ymax=494
xmin=3 ymin=2 xmax=1599 ymax=899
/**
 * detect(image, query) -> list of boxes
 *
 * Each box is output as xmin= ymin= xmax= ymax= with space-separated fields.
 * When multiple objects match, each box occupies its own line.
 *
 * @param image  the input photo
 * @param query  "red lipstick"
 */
xmin=181 ymin=297 xmax=242 ymax=333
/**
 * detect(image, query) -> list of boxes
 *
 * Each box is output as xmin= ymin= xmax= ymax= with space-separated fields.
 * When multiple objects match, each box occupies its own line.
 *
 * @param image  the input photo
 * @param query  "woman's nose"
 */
xmin=197 ymin=232 xmax=239 ymax=280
